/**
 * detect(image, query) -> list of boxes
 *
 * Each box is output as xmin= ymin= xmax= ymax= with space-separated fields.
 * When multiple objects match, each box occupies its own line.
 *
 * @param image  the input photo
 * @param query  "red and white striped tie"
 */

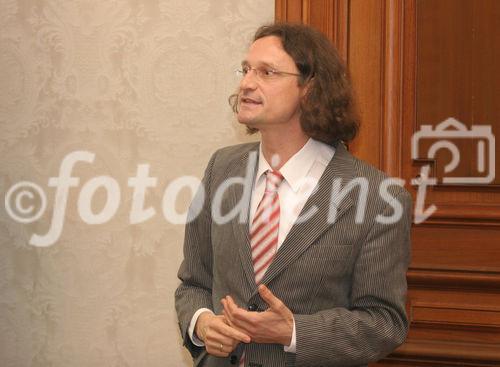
xmin=239 ymin=170 xmax=284 ymax=367
xmin=251 ymin=169 xmax=284 ymax=284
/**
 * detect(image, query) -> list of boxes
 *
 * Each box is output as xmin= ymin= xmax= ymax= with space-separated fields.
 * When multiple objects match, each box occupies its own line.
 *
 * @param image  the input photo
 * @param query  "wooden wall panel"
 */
xmin=411 ymin=225 xmax=500 ymax=271
xmin=400 ymin=2 xmax=500 ymax=365
xmin=275 ymin=0 xmax=304 ymax=23
xmin=405 ymin=0 xmax=500 ymax=230
xmin=474 ymin=1 xmax=500 ymax=175
xmin=347 ymin=0 xmax=385 ymax=168
xmin=396 ymin=286 xmax=500 ymax=366
xmin=415 ymin=0 xmax=500 ymax=185
xmin=275 ymin=1 xmax=500 ymax=366
xmin=304 ymin=0 xmax=336 ymax=41
xmin=276 ymin=0 xmax=349 ymax=60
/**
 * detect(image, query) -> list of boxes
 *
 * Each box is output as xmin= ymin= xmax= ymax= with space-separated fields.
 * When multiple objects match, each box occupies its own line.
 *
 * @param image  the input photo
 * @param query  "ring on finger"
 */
xmin=219 ymin=343 xmax=224 ymax=352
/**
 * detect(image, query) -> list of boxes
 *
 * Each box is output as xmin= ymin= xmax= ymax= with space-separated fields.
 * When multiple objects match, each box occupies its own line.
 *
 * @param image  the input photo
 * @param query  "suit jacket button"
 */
xmin=247 ymin=303 xmax=258 ymax=311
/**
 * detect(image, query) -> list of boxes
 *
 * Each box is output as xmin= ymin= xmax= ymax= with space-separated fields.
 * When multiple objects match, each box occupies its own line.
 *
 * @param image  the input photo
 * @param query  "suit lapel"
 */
xmin=225 ymin=144 xmax=260 ymax=292
xmin=258 ymin=143 xmax=356 ymax=288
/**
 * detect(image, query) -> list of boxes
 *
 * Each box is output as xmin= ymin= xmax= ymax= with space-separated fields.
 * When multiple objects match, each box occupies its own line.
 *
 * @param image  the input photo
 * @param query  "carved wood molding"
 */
xmin=410 ymin=301 xmax=500 ymax=330
xmin=382 ymin=0 xmax=404 ymax=178
xmin=407 ymin=269 xmax=500 ymax=291
xmin=332 ymin=0 xmax=349 ymax=62
xmin=393 ymin=339 xmax=500 ymax=366
xmin=422 ymin=205 xmax=500 ymax=226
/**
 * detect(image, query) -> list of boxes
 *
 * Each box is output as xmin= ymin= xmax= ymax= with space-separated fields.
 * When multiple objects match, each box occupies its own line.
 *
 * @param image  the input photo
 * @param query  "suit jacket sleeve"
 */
xmin=290 ymin=190 xmax=412 ymax=367
xmin=174 ymin=152 xmax=217 ymax=359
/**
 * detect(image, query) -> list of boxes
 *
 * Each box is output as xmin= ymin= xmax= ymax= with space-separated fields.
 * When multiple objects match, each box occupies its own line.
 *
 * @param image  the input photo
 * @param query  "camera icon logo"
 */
xmin=412 ymin=117 xmax=495 ymax=184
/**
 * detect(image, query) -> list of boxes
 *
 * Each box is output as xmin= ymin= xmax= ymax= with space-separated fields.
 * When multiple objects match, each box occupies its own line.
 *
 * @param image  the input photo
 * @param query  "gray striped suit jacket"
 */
xmin=175 ymin=141 xmax=412 ymax=367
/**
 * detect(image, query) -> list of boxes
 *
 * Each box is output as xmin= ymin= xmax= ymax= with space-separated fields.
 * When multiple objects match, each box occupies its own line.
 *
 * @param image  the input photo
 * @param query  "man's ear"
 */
xmin=300 ymin=76 xmax=314 ymax=99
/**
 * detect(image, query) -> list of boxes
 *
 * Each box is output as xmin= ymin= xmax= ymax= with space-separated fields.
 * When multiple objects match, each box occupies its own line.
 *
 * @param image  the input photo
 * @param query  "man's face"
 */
xmin=237 ymin=36 xmax=305 ymax=132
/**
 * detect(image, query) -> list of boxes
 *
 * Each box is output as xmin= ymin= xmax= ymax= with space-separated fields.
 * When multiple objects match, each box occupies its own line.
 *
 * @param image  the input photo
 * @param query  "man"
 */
xmin=175 ymin=23 xmax=412 ymax=367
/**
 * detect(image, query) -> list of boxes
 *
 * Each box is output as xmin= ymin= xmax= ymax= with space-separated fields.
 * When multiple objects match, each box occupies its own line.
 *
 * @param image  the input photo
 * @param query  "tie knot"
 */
xmin=265 ymin=170 xmax=284 ymax=193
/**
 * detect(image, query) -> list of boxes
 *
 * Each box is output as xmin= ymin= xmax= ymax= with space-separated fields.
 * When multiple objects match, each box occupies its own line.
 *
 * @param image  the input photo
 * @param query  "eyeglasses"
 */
xmin=235 ymin=65 xmax=301 ymax=81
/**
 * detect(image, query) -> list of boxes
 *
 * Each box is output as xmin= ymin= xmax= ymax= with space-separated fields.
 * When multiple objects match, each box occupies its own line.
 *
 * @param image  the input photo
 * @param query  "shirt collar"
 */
xmin=256 ymin=138 xmax=335 ymax=193
xmin=255 ymin=145 xmax=273 ymax=185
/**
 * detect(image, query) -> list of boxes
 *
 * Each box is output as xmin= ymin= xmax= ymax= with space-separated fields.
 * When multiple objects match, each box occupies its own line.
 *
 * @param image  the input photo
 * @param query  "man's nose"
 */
xmin=239 ymin=69 xmax=258 ymax=90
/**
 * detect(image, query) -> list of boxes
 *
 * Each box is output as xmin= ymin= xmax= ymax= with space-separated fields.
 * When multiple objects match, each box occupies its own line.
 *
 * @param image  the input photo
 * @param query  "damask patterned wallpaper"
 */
xmin=0 ymin=1 xmax=273 ymax=366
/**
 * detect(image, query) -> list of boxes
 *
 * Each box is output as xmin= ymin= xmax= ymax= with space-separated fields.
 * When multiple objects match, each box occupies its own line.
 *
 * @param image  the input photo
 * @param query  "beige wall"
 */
xmin=0 ymin=1 xmax=273 ymax=366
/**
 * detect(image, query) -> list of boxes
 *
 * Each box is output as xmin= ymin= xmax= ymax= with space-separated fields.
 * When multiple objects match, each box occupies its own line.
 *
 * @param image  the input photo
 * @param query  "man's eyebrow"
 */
xmin=241 ymin=60 xmax=278 ymax=69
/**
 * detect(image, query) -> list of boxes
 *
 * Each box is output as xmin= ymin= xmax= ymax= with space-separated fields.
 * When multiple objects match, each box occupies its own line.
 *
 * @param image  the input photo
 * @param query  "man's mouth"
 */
xmin=240 ymin=96 xmax=262 ymax=105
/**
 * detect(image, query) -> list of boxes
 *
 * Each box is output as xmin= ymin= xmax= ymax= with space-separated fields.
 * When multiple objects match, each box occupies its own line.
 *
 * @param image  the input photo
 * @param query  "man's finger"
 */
xmin=208 ymin=315 xmax=251 ymax=344
xmin=220 ymin=322 xmax=251 ymax=343
xmin=225 ymin=295 xmax=239 ymax=309
xmin=221 ymin=307 xmax=253 ymax=337
xmin=220 ymin=298 xmax=229 ymax=316
xmin=206 ymin=339 xmax=230 ymax=357
xmin=224 ymin=300 xmax=255 ymax=324
xmin=222 ymin=308 xmax=235 ymax=327
xmin=222 ymin=296 xmax=244 ymax=319
xmin=221 ymin=298 xmax=237 ymax=325
xmin=258 ymin=284 xmax=283 ymax=310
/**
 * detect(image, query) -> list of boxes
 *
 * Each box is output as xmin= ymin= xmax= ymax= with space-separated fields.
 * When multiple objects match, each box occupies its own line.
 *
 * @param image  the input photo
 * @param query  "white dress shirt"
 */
xmin=188 ymin=138 xmax=335 ymax=353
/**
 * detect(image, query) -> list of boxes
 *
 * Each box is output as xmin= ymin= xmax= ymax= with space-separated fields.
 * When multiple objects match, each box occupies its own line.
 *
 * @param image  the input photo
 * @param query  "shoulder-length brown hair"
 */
xmin=230 ymin=22 xmax=359 ymax=144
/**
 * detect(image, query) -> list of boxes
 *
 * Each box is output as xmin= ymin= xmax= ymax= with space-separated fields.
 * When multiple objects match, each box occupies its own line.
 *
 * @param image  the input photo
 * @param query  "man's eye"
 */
xmin=263 ymin=69 xmax=275 ymax=76
xmin=242 ymin=67 xmax=250 ymax=75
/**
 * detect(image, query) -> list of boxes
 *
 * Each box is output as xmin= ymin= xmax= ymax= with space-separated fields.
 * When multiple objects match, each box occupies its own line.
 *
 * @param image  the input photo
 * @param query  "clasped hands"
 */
xmin=195 ymin=284 xmax=294 ymax=357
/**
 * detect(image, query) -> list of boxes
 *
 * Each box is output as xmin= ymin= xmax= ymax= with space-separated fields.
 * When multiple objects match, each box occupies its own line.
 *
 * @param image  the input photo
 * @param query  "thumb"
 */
xmin=258 ymin=284 xmax=283 ymax=310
